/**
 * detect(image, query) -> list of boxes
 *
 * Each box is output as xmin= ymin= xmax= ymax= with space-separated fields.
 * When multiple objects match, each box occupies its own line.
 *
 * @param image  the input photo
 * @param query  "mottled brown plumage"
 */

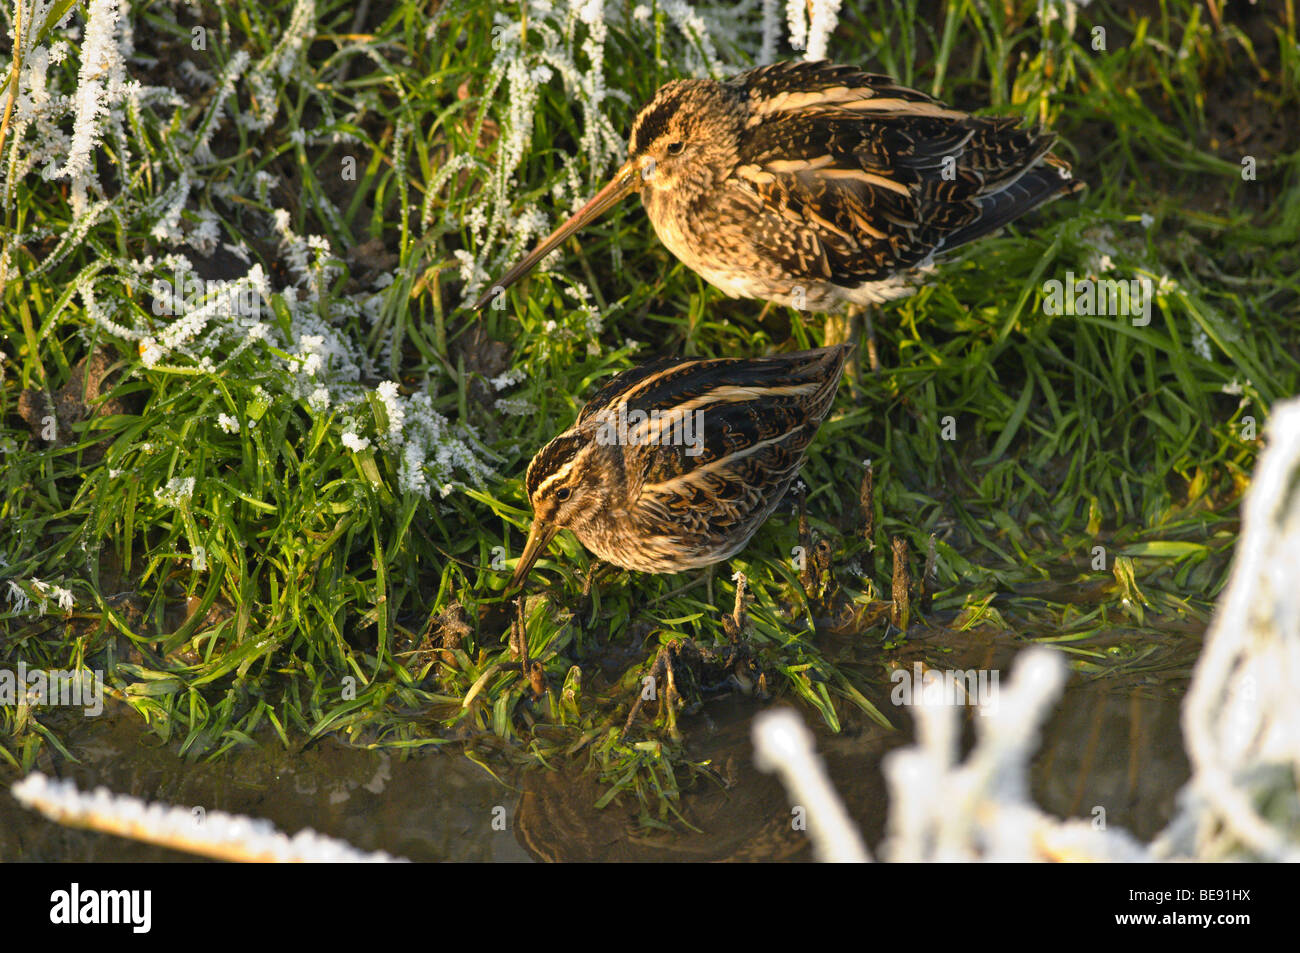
xmin=476 ymin=60 xmax=1083 ymax=312
xmin=509 ymin=344 xmax=848 ymax=587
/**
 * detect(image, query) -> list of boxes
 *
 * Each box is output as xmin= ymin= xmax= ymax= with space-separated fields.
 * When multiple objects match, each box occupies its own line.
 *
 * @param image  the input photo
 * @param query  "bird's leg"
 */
xmin=825 ymin=306 xmax=879 ymax=400
xmin=842 ymin=305 xmax=881 ymax=384
xmin=859 ymin=305 xmax=881 ymax=374
xmin=842 ymin=308 xmax=864 ymax=397
xmin=822 ymin=309 xmax=849 ymax=348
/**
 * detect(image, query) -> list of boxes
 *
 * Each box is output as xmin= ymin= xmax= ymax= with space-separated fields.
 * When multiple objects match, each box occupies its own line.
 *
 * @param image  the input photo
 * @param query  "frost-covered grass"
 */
xmin=1 ymin=0 xmax=1298 ymax=822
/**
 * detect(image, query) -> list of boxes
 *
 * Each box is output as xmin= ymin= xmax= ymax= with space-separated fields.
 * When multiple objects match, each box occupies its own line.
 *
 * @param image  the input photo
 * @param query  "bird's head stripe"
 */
xmin=534 ymin=459 xmax=577 ymax=498
xmin=631 ymin=87 xmax=685 ymax=156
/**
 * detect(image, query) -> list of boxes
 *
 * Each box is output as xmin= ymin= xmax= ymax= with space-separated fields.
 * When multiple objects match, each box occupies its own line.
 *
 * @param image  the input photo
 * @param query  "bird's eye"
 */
xmin=665 ymin=141 xmax=685 ymax=156
xmin=555 ymin=487 xmax=571 ymax=502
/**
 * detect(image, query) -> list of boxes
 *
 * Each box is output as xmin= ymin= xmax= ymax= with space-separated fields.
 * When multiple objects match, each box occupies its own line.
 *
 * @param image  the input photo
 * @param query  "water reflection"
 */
xmin=1 ymin=632 xmax=1192 ymax=862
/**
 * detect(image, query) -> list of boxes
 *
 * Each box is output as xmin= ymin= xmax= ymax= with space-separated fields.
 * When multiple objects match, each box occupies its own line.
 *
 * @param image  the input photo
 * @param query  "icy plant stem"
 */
xmin=0 ymin=0 xmax=26 ymax=277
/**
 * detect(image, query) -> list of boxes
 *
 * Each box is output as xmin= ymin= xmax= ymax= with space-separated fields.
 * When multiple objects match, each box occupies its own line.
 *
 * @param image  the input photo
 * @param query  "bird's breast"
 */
xmin=640 ymin=185 xmax=779 ymax=301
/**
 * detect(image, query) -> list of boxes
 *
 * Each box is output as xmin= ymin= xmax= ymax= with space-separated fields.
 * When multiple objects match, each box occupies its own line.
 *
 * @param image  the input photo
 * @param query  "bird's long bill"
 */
xmin=473 ymin=160 xmax=640 ymax=310
xmin=509 ymin=519 xmax=562 ymax=591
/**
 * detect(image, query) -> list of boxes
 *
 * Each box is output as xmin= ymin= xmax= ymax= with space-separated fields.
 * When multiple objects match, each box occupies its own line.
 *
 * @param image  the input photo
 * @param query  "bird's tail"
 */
xmin=941 ymin=154 xmax=1085 ymax=252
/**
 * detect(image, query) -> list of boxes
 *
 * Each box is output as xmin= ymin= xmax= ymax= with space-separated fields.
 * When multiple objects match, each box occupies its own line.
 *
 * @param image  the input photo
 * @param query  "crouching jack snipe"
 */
xmin=476 ymin=59 xmax=1083 ymax=314
xmin=509 ymin=344 xmax=849 ymax=589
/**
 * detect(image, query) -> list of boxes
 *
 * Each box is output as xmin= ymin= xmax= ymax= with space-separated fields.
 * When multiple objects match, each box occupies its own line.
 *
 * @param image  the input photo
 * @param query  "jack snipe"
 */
xmin=475 ymin=60 xmax=1082 ymax=313
xmin=509 ymin=344 xmax=849 ymax=589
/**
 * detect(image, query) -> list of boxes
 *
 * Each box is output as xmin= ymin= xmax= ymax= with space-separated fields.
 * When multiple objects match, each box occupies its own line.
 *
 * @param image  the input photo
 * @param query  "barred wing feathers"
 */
xmin=728 ymin=61 xmax=1081 ymax=289
xmin=579 ymin=345 xmax=848 ymax=562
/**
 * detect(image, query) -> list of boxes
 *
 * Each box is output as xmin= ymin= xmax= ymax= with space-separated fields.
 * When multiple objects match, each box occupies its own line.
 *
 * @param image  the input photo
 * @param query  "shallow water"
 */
xmin=1 ymin=629 xmax=1192 ymax=861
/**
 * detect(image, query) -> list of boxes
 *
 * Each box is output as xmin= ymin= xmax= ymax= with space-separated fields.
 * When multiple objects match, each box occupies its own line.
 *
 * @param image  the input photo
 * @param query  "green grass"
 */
xmin=1 ymin=0 xmax=1298 ymax=823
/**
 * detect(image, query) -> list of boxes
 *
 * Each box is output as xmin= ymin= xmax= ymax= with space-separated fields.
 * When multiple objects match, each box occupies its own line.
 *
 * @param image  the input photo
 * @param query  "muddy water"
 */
xmin=0 ymin=634 xmax=1192 ymax=862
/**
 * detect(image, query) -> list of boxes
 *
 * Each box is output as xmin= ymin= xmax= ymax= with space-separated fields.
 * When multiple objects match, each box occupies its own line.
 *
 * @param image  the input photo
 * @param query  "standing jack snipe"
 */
xmin=509 ymin=344 xmax=849 ymax=589
xmin=475 ymin=60 xmax=1083 ymax=365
